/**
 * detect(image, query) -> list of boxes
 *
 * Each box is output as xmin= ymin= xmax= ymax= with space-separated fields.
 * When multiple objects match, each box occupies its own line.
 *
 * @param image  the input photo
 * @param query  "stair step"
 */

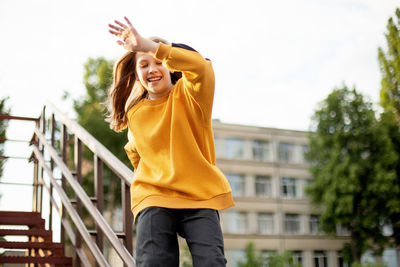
xmin=0 ymin=216 xmax=45 ymax=227
xmin=0 ymin=211 xmax=41 ymax=218
xmin=0 ymin=228 xmax=52 ymax=237
xmin=0 ymin=241 xmax=63 ymax=250
xmin=0 ymin=255 xmax=72 ymax=264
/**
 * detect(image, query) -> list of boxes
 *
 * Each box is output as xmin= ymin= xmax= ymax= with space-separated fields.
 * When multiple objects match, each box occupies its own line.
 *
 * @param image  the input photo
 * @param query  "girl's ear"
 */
xmin=170 ymin=70 xmax=174 ymax=74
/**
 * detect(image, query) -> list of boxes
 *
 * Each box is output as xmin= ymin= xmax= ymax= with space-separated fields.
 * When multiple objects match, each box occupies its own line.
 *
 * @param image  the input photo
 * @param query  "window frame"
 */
xmin=278 ymin=142 xmax=295 ymax=163
xmin=281 ymin=177 xmax=297 ymax=198
xmin=252 ymin=140 xmax=270 ymax=162
xmin=227 ymin=211 xmax=248 ymax=234
xmin=255 ymin=175 xmax=272 ymax=197
xmin=227 ymin=173 xmax=245 ymax=197
xmin=224 ymin=138 xmax=245 ymax=160
xmin=257 ymin=213 xmax=274 ymax=234
xmin=284 ymin=214 xmax=300 ymax=234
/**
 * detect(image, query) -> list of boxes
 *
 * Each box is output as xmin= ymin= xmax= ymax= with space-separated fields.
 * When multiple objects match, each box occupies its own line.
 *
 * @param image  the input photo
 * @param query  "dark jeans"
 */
xmin=135 ymin=207 xmax=227 ymax=267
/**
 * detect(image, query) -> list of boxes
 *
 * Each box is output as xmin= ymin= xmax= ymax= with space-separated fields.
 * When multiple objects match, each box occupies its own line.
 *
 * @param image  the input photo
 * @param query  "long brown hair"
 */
xmin=107 ymin=37 xmax=181 ymax=132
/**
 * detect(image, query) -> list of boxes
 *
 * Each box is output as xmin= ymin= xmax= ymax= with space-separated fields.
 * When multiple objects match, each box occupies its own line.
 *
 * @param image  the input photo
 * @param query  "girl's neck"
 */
xmin=147 ymin=86 xmax=173 ymax=100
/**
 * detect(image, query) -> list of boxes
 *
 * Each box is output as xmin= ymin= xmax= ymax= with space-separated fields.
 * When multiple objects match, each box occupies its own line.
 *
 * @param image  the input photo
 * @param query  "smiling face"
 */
xmin=135 ymin=52 xmax=173 ymax=99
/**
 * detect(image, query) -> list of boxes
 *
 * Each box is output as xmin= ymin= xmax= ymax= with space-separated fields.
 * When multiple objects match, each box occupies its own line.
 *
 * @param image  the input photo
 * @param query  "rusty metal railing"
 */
xmin=1 ymin=102 xmax=136 ymax=266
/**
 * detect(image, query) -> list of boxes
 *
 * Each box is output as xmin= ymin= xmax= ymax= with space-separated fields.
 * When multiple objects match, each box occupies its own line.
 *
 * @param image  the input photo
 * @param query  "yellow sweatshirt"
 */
xmin=124 ymin=43 xmax=234 ymax=221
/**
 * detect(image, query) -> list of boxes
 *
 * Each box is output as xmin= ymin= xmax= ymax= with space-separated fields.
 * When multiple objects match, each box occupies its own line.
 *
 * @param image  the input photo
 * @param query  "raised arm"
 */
xmin=108 ymin=16 xmax=158 ymax=55
xmin=154 ymin=43 xmax=215 ymax=121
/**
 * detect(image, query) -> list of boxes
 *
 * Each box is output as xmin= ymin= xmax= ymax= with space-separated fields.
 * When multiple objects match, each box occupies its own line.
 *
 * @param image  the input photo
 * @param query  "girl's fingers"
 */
xmin=109 ymin=30 xmax=120 ymax=36
xmin=124 ymin=16 xmax=133 ymax=28
xmin=108 ymin=24 xmax=124 ymax=32
xmin=114 ymin=20 xmax=127 ymax=29
xmin=124 ymin=16 xmax=139 ymax=36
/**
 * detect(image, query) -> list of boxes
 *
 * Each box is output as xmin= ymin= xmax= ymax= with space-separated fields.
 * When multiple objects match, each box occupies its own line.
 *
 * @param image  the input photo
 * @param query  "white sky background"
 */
xmin=0 ymin=0 xmax=399 ymax=132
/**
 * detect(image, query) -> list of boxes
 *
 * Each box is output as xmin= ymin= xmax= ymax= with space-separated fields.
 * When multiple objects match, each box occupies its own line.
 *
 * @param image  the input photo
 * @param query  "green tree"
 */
xmin=378 ymin=111 xmax=400 ymax=246
xmin=66 ymin=57 xmax=131 ymax=230
xmin=306 ymin=86 xmax=398 ymax=263
xmin=237 ymin=242 xmax=301 ymax=267
xmin=73 ymin=57 xmax=129 ymax=166
xmin=267 ymin=251 xmax=300 ymax=267
xmin=180 ymin=243 xmax=193 ymax=267
xmin=0 ymin=97 xmax=10 ymax=179
xmin=378 ymin=7 xmax=400 ymax=247
xmin=237 ymin=242 xmax=265 ymax=267
xmin=378 ymin=8 xmax=400 ymax=121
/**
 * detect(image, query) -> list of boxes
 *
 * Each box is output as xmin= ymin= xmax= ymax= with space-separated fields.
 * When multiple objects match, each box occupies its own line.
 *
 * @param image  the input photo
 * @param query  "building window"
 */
xmin=383 ymin=223 xmax=394 ymax=236
xmin=292 ymin=251 xmax=303 ymax=266
xmin=336 ymin=224 xmax=350 ymax=236
xmin=255 ymin=176 xmax=272 ymax=197
xmin=309 ymin=215 xmax=320 ymax=234
xmin=314 ymin=251 xmax=328 ymax=267
xmin=228 ymin=249 xmax=246 ymax=267
xmin=225 ymin=138 xmax=244 ymax=159
xmin=383 ymin=249 xmax=399 ymax=267
xmin=261 ymin=250 xmax=274 ymax=266
xmin=284 ymin=214 xmax=300 ymax=234
xmin=227 ymin=174 xmax=245 ymax=196
xmin=338 ymin=251 xmax=350 ymax=267
xmin=257 ymin=213 xmax=274 ymax=234
xmin=281 ymin=177 xmax=297 ymax=198
xmin=214 ymin=137 xmax=223 ymax=158
xmin=301 ymin=144 xmax=310 ymax=163
xmin=361 ymin=250 xmax=376 ymax=265
xmin=227 ymin=211 xmax=248 ymax=234
xmin=252 ymin=140 xmax=270 ymax=161
xmin=278 ymin=142 xmax=295 ymax=163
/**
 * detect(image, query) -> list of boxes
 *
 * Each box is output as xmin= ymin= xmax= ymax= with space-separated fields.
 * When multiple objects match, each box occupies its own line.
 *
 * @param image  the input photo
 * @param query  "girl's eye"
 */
xmin=139 ymin=64 xmax=148 ymax=68
xmin=156 ymin=62 xmax=162 ymax=65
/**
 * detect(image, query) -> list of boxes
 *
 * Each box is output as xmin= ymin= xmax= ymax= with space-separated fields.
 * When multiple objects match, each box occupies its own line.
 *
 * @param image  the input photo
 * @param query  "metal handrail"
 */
xmin=33 ymin=127 xmax=135 ymax=266
xmin=44 ymin=101 xmax=133 ymax=185
xmin=1 ymin=107 xmax=136 ymax=266
xmin=33 ymin=145 xmax=105 ymax=267
xmin=32 ymin=145 xmax=92 ymax=266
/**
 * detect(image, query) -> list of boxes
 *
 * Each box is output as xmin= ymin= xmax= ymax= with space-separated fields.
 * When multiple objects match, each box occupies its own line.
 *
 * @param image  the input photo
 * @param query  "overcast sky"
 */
xmin=1 ymin=0 xmax=399 ymax=132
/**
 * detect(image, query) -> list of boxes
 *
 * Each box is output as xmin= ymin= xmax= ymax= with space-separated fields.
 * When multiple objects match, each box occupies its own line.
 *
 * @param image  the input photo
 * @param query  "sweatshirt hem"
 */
xmin=131 ymin=192 xmax=234 ymax=223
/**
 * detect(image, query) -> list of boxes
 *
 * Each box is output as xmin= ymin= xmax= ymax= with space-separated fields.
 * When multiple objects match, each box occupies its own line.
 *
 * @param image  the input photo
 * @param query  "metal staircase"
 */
xmin=0 ymin=211 xmax=72 ymax=266
xmin=0 ymin=103 xmax=136 ymax=266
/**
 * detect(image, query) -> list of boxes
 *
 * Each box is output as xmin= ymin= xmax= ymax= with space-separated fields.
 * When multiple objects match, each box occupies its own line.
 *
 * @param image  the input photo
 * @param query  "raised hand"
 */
xmin=108 ymin=17 xmax=157 ymax=53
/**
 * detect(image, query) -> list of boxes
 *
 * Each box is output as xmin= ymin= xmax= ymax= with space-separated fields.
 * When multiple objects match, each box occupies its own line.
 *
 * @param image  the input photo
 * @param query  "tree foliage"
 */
xmin=378 ymin=7 xmax=400 ymax=247
xmin=306 ymin=86 xmax=398 ymax=262
xmin=73 ymin=57 xmax=129 ymax=166
xmin=237 ymin=242 xmax=264 ymax=267
xmin=266 ymin=251 xmax=300 ymax=267
xmin=0 ymin=97 xmax=10 ymax=179
xmin=237 ymin=242 xmax=300 ymax=267
xmin=180 ymin=243 xmax=193 ymax=267
xmin=67 ymin=57 xmax=131 ymax=217
xmin=378 ymin=8 xmax=400 ymax=120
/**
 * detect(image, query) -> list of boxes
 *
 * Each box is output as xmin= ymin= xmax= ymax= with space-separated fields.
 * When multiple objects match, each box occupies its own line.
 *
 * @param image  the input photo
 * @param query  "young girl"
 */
xmin=108 ymin=17 xmax=234 ymax=267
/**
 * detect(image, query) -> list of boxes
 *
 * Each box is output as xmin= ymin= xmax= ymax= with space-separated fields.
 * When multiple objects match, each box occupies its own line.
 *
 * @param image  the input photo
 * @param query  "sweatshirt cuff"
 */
xmin=154 ymin=42 xmax=171 ymax=61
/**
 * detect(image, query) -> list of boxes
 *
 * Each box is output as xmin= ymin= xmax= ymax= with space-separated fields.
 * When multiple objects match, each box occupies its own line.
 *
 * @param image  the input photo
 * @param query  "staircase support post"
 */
xmin=49 ymin=113 xmax=56 ymax=232
xmin=94 ymin=155 xmax=104 ymax=267
xmin=122 ymin=181 xmax=133 ymax=260
xmin=60 ymin=123 xmax=68 ymax=256
xmin=74 ymin=136 xmax=83 ymax=267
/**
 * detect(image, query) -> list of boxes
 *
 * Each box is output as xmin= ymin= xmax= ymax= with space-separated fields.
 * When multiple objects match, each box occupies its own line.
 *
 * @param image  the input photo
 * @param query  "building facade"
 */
xmin=213 ymin=121 xmax=350 ymax=267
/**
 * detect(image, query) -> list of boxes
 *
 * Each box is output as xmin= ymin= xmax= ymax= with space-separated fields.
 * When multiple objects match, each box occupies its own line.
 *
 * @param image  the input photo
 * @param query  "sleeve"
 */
xmin=154 ymin=42 xmax=215 ymax=121
xmin=124 ymin=129 xmax=141 ymax=170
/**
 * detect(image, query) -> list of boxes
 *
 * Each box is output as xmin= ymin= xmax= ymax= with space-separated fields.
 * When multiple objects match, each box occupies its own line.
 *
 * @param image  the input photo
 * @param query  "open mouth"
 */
xmin=147 ymin=76 xmax=162 ymax=82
